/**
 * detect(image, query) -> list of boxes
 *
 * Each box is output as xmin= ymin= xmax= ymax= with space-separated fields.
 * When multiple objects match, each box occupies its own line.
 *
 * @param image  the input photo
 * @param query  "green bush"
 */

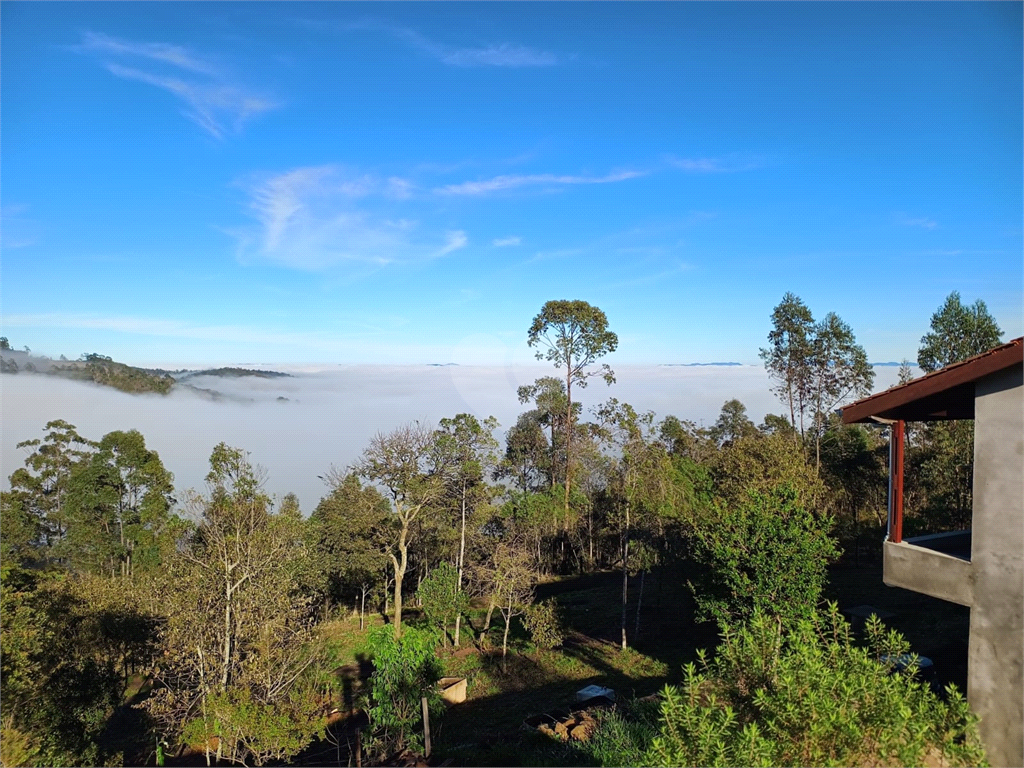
xmin=523 ymin=598 xmax=565 ymax=649
xmin=645 ymin=605 xmax=986 ymax=767
xmin=689 ymin=485 xmax=840 ymax=628
xmin=416 ymin=562 xmax=468 ymax=646
xmin=365 ymin=625 xmax=443 ymax=759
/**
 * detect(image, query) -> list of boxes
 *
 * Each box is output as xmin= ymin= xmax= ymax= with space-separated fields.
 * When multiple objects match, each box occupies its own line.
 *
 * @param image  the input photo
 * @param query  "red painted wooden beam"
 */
xmin=892 ymin=420 xmax=905 ymax=543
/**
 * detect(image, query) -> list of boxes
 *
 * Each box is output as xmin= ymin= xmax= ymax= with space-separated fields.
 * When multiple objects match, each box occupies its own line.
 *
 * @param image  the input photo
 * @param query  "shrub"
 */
xmin=183 ymin=681 xmax=328 ymax=767
xmin=416 ymin=562 xmax=468 ymax=646
xmin=365 ymin=625 xmax=443 ymax=759
xmin=523 ymin=599 xmax=565 ymax=649
xmin=689 ymin=485 xmax=840 ymax=628
xmin=645 ymin=605 xmax=986 ymax=767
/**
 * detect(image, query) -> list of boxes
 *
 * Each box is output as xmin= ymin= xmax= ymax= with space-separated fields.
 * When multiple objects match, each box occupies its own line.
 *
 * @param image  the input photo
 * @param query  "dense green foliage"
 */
xmin=364 ymin=625 xmax=443 ymax=758
xmin=689 ymin=486 xmax=840 ymax=628
xmin=917 ymin=291 xmax=1003 ymax=373
xmin=523 ymin=598 xmax=566 ymax=649
xmin=416 ymin=562 xmax=468 ymax=645
xmin=644 ymin=606 xmax=985 ymax=767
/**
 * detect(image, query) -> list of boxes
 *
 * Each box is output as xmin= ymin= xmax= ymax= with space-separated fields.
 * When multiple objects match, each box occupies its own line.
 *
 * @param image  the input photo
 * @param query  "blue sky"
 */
xmin=2 ymin=2 xmax=1021 ymax=367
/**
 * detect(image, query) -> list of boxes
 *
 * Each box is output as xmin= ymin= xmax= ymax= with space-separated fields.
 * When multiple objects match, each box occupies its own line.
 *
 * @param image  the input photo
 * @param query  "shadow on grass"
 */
xmin=430 ymin=567 xmax=718 ymax=767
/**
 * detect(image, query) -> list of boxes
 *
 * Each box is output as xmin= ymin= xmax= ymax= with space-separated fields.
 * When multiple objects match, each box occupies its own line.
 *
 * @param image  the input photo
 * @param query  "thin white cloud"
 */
xmin=897 ymin=214 xmax=939 ymax=230
xmin=443 ymin=44 xmax=557 ymax=68
xmin=492 ymin=236 xmax=521 ymax=247
xmin=232 ymin=166 xmax=467 ymax=271
xmin=360 ymin=23 xmax=557 ymax=68
xmin=435 ymin=170 xmax=645 ymax=196
xmin=80 ymin=31 xmax=221 ymax=76
xmin=105 ymin=64 xmax=277 ymax=139
xmin=386 ymin=177 xmax=415 ymax=199
xmin=438 ymin=230 xmax=468 ymax=256
xmin=79 ymin=32 xmax=277 ymax=138
xmin=667 ymin=156 xmax=763 ymax=173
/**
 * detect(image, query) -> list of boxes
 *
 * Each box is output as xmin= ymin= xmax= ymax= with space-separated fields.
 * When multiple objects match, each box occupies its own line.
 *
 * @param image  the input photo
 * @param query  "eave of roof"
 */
xmin=841 ymin=337 xmax=1023 ymax=424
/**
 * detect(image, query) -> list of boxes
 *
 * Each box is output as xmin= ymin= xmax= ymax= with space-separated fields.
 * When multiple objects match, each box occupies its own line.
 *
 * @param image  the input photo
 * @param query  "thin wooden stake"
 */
xmin=422 ymin=696 xmax=432 ymax=758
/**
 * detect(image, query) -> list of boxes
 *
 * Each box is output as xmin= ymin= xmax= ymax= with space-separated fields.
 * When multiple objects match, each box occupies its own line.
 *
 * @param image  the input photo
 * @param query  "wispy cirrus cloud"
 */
xmin=434 ymin=170 xmax=645 ymax=196
xmin=896 ymin=213 xmax=939 ymax=230
xmin=229 ymin=165 xmax=467 ymax=271
xmin=79 ymin=31 xmax=221 ymax=76
xmin=492 ymin=236 xmax=521 ymax=247
xmin=78 ymin=31 xmax=278 ymax=138
xmin=344 ymin=21 xmax=557 ymax=67
xmin=666 ymin=156 xmax=764 ymax=173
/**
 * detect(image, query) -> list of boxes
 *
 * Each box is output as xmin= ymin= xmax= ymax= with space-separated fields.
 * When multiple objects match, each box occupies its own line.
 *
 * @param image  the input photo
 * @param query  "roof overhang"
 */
xmin=842 ymin=338 xmax=1023 ymax=424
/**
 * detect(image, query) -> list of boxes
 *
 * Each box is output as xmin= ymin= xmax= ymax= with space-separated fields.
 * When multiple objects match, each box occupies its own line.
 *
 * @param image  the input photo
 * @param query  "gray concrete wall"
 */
xmin=882 ymin=540 xmax=974 ymax=606
xmin=968 ymin=364 xmax=1023 ymax=767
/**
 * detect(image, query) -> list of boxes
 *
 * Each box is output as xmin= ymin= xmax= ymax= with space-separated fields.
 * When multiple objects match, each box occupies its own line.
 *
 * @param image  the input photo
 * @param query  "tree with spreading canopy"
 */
xmin=917 ymin=291 xmax=1003 ymax=373
xmin=710 ymin=399 xmax=758 ymax=447
xmin=344 ymin=422 xmax=444 ymax=638
xmin=10 ymin=420 xmax=95 ymax=556
xmin=309 ymin=473 xmax=391 ymax=628
xmin=528 ymin=300 xmax=618 ymax=525
xmin=759 ymin=292 xmax=815 ymax=441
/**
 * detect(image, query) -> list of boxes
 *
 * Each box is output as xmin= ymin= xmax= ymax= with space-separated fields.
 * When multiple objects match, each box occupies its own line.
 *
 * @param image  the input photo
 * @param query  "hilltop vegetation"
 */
xmin=50 ymin=355 xmax=176 ymax=395
xmin=0 ymin=293 xmax=997 ymax=767
xmin=179 ymin=367 xmax=292 ymax=380
xmin=0 ymin=340 xmax=288 ymax=397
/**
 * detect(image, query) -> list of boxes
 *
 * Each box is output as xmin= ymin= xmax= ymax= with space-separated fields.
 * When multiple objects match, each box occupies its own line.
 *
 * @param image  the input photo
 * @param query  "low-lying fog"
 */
xmin=1 ymin=364 xmax=906 ymax=514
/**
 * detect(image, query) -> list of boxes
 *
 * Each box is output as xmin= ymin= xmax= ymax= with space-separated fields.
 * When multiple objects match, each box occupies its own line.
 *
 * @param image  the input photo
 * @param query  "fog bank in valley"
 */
xmin=1 ymin=364 xmax=907 ymax=514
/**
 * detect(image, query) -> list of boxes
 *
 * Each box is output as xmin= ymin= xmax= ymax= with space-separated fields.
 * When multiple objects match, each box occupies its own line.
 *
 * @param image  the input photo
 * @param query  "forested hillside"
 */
xmin=0 ymin=292 xmax=997 ymax=767
xmin=0 ymin=339 xmax=288 ymax=397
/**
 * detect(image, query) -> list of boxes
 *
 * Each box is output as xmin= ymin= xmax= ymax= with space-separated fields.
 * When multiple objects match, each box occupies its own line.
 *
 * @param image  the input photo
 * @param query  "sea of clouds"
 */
xmin=1 ymin=364 xmax=906 ymax=514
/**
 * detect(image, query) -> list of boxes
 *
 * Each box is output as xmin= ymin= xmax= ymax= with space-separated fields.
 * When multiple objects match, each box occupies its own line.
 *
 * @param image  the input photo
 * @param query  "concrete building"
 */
xmin=842 ymin=337 xmax=1023 ymax=767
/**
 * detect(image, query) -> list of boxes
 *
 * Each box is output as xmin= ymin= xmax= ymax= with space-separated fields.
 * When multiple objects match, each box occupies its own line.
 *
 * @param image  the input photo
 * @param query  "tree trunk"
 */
xmin=620 ymin=550 xmax=629 ymax=650
xmin=393 ymin=564 xmax=404 ymax=638
xmin=456 ymin=481 xmax=467 ymax=647
xmin=222 ymin=583 xmax=233 ymax=689
xmin=620 ymin=506 xmax=630 ymax=650
xmin=564 ymin=369 xmax=573 ymax=520
xmin=634 ymin=569 xmax=646 ymax=639
xmin=549 ymin=422 xmax=556 ymax=490
xmin=588 ymin=506 xmax=594 ymax=567
xmin=502 ymin=599 xmax=512 ymax=671
xmin=814 ymin=409 xmax=822 ymax=474
xmin=483 ymin=596 xmax=496 ymax=633
xmin=360 ymin=587 xmax=366 ymax=631
xmin=393 ymin=526 xmax=409 ymax=638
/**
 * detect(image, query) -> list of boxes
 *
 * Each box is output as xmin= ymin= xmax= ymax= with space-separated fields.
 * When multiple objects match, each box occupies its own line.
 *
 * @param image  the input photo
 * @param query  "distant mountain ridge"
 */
xmin=660 ymin=362 xmax=745 ymax=367
xmin=177 ymin=367 xmax=292 ymax=380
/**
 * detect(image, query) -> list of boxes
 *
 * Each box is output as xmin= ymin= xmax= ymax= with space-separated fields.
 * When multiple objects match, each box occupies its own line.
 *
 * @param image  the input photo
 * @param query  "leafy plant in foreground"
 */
xmin=365 ymin=625 xmax=443 ymax=759
xmin=645 ymin=605 xmax=986 ymax=767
